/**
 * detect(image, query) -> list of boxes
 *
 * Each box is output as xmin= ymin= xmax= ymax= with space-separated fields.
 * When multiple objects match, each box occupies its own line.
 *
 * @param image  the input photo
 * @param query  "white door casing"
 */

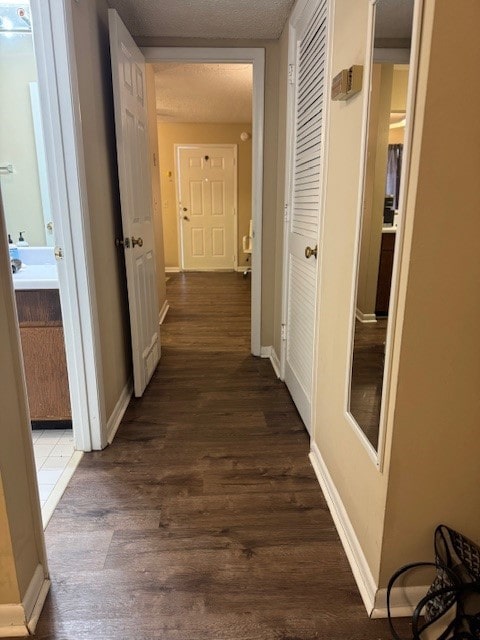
xmin=177 ymin=145 xmax=237 ymax=271
xmin=141 ymin=48 xmax=264 ymax=356
xmin=281 ymin=0 xmax=330 ymax=433
xmin=30 ymin=0 xmax=108 ymax=451
xmin=109 ymin=9 xmax=160 ymax=397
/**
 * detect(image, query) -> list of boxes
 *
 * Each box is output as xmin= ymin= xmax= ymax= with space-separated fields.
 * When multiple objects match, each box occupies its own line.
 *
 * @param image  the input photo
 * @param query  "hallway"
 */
xmin=33 ymin=273 xmax=403 ymax=639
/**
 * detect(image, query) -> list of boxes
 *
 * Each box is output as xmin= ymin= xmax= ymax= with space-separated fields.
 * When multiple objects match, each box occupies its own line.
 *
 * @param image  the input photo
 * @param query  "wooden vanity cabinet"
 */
xmin=15 ymin=289 xmax=71 ymax=422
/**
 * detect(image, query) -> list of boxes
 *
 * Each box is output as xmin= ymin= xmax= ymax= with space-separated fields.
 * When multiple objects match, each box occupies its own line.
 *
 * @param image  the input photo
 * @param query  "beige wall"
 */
xmin=0 ymin=476 xmax=18 ymax=603
xmin=389 ymin=67 xmax=408 ymax=144
xmin=389 ymin=126 xmax=405 ymax=145
xmin=313 ymin=0 xmax=389 ymax=582
xmin=272 ymin=22 xmax=290 ymax=358
xmin=146 ymin=66 xmax=167 ymax=311
xmin=379 ymin=0 xmax=480 ymax=584
xmin=0 ymin=32 xmax=46 ymax=246
xmin=71 ymin=0 xmax=131 ymax=420
xmin=390 ymin=67 xmax=409 ymax=112
xmin=0 ymin=195 xmax=46 ymax=606
xmin=156 ymin=122 xmax=252 ymax=268
xmin=314 ymin=0 xmax=480 ymax=593
xmin=137 ymin=37 xmax=280 ymax=346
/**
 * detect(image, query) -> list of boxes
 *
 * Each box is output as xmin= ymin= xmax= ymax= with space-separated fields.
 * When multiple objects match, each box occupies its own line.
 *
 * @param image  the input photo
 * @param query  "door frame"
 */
xmin=175 ymin=144 xmax=238 ymax=272
xmin=279 ymin=0 xmax=334 ymax=423
xmin=142 ymin=47 xmax=264 ymax=356
xmin=29 ymin=0 xmax=106 ymax=450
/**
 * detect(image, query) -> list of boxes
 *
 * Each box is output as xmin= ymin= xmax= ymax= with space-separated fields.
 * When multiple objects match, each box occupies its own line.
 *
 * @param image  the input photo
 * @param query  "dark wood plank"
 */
xmin=28 ymin=272 xmax=410 ymax=640
xmin=15 ymin=289 xmax=62 ymax=326
xmin=20 ymin=326 xmax=71 ymax=420
xmin=350 ymin=318 xmax=388 ymax=448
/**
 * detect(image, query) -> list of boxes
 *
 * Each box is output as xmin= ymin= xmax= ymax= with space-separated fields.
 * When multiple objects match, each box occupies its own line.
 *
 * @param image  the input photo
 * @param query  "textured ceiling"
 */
xmin=376 ymin=0 xmax=414 ymax=40
xmin=108 ymin=0 xmax=296 ymax=39
xmin=153 ymin=63 xmax=252 ymax=123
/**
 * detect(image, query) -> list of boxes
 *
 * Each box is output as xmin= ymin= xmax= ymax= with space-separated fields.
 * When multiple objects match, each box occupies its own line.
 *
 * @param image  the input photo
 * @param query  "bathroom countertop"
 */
xmin=12 ymin=264 xmax=59 ymax=290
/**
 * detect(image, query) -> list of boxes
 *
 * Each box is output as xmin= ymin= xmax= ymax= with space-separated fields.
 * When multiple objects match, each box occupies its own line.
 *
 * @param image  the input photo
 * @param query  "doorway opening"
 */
xmin=143 ymin=48 xmax=265 ymax=357
xmin=0 ymin=0 xmax=83 ymax=526
xmin=151 ymin=60 xmax=253 ymax=284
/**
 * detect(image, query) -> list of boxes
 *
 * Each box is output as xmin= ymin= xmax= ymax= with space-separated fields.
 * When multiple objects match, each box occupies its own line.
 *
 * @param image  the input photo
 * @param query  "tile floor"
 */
xmin=32 ymin=428 xmax=83 ymax=527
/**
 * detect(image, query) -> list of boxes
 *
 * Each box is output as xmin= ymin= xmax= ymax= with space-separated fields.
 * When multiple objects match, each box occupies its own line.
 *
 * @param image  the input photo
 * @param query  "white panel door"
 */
xmin=284 ymin=0 xmax=329 ymax=432
xmin=109 ymin=9 xmax=160 ymax=397
xmin=177 ymin=146 xmax=236 ymax=271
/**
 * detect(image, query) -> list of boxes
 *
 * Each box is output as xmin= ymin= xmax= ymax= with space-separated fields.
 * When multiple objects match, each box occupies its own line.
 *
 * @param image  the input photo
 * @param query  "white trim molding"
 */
xmin=355 ymin=309 xmax=377 ymax=323
xmin=30 ymin=0 xmax=107 ymax=452
xmin=107 ymin=378 xmax=133 ymax=444
xmin=371 ymin=585 xmax=429 ymax=620
xmin=142 ymin=47 xmax=264 ymax=357
xmin=309 ymin=442 xmax=428 ymax=618
xmin=165 ymin=267 xmax=180 ymax=273
xmin=260 ymin=346 xmax=281 ymax=379
xmin=309 ymin=441 xmax=378 ymax=614
xmin=159 ymin=300 xmax=170 ymax=325
xmin=0 ymin=565 xmax=50 ymax=637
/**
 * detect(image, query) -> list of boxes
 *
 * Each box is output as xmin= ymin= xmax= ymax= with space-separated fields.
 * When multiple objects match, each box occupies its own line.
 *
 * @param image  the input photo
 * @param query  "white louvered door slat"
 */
xmin=284 ymin=0 xmax=329 ymax=432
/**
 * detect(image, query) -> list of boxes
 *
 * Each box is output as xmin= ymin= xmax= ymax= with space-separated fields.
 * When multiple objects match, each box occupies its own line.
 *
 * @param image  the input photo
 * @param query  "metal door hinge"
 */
xmin=281 ymin=323 xmax=287 ymax=341
xmin=284 ymin=203 xmax=289 ymax=222
xmin=54 ymin=246 xmax=64 ymax=261
xmin=288 ymin=64 xmax=295 ymax=85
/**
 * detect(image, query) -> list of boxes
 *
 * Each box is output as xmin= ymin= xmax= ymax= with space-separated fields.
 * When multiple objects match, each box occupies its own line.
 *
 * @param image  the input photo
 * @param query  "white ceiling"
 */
xmin=154 ymin=63 xmax=252 ymax=123
xmin=375 ymin=0 xmax=414 ymax=40
xmin=118 ymin=0 xmax=413 ymax=123
xmin=108 ymin=0 xmax=296 ymax=39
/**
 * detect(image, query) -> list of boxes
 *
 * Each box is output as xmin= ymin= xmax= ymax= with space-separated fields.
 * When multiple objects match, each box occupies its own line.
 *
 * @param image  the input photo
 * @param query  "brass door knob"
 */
xmin=305 ymin=245 xmax=318 ymax=259
xmin=131 ymin=236 xmax=143 ymax=248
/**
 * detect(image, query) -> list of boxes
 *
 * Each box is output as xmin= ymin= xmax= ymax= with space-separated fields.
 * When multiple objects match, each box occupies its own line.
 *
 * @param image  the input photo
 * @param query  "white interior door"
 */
xmin=283 ymin=0 xmax=329 ymax=432
xmin=177 ymin=145 xmax=236 ymax=271
xmin=109 ymin=9 xmax=160 ymax=397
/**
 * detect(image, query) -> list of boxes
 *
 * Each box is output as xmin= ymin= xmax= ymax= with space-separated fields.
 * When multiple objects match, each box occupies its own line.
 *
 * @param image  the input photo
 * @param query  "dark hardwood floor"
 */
xmin=28 ymin=273 xmax=408 ymax=639
xmin=350 ymin=318 xmax=389 ymax=449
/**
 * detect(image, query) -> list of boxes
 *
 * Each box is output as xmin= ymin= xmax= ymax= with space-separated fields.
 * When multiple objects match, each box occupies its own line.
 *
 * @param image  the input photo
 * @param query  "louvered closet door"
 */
xmin=284 ymin=0 xmax=328 ymax=433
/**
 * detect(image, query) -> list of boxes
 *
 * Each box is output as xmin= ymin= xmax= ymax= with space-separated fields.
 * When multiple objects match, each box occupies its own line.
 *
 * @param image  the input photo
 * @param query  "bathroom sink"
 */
xmin=12 ymin=247 xmax=59 ymax=290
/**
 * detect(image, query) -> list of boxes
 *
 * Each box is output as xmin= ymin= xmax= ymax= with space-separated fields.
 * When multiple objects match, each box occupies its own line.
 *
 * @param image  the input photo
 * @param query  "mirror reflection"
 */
xmin=348 ymin=0 xmax=414 ymax=450
xmin=0 ymin=1 xmax=53 ymax=247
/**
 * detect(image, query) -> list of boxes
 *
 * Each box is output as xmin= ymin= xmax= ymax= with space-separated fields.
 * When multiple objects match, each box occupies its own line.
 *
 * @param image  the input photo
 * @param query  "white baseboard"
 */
xmin=309 ymin=441 xmax=377 ymax=615
xmin=260 ymin=346 xmax=281 ymax=379
xmin=0 ymin=564 xmax=50 ymax=637
xmin=235 ymin=265 xmax=250 ymax=273
xmin=165 ymin=267 xmax=180 ymax=273
xmin=107 ymin=377 xmax=133 ymax=444
xmin=371 ymin=585 xmax=429 ymax=619
xmin=270 ymin=348 xmax=281 ymax=378
xmin=356 ymin=308 xmax=377 ymax=323
xmin=158 ymin=300 xmax=169 ymax=325
xmin=309 ymin=442 xmax=427 ymax=619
